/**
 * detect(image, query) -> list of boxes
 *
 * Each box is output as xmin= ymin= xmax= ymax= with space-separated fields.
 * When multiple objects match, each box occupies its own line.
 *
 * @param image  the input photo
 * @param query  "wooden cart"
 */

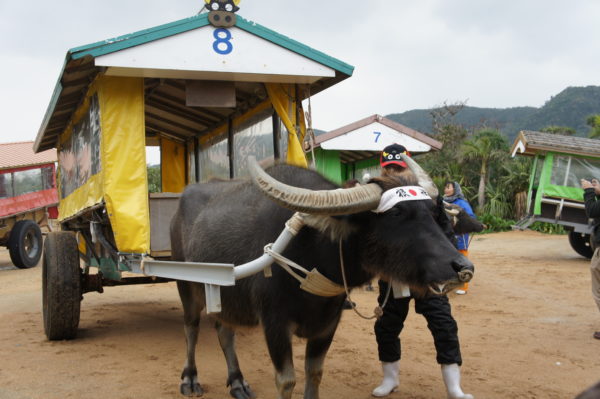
xmin=33 ymin=8 xmax=353 ymax=339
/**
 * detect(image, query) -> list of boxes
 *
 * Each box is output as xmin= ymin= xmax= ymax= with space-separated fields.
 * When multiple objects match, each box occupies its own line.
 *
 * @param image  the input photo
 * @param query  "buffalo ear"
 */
xmin=302 ymin=214 xmax=360 ymax=242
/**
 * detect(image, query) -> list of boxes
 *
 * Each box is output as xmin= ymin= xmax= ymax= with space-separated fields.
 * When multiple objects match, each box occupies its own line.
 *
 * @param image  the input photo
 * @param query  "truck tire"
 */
xmin=42 ymin=231 xmax=82 ymax=340
xmin=8 ymin=220 xmax=43 ymax=268
xmin=568 ymin=231 xmax=594 ymax=259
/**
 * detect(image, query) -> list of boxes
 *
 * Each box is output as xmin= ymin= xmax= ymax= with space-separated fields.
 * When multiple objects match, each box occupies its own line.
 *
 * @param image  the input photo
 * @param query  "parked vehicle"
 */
xmin=511 ymin=130 xmax=600 ymax=258
xmin=0 ymin=141 xmax=58 ymax=268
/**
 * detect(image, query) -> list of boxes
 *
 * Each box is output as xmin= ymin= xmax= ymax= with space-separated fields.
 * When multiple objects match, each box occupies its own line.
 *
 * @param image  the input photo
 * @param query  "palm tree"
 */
xmin=500 ymin=157 xmax=533 ymax=219
xmin=588 ymin=115 xmax=600 ymax=138
xmin=461 ymin=129 xmax=508 ymax=211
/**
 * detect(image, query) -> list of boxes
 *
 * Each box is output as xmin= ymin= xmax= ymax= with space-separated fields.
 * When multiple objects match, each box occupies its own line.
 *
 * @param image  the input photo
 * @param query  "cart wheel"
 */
xmin=8 ymin=220 xmax=43 ymax=268
xmin=568 ymin=231 xmax=593 ymax=259
xmin=42 ymin=231 xmax=82 ymax=340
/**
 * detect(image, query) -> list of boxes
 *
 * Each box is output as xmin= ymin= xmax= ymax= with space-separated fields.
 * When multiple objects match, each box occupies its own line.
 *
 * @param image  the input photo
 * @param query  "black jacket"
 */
xmin=584 ymin=188 xmax=600 ymax=244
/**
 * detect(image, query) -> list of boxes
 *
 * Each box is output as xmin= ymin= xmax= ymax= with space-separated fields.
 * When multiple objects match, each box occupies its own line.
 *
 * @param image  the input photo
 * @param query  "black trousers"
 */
xmin=374 ymin=280 xmax=462 ymax=365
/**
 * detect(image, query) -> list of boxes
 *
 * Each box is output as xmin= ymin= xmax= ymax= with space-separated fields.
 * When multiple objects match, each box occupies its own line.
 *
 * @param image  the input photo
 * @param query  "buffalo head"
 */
xmin=444 ymin=202 xmax=485 ymax=235
xmin=248 ymin=155 xmax=474 ymax=296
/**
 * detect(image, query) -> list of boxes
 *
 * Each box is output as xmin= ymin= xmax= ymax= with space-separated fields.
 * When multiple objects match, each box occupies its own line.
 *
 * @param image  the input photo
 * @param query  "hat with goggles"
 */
xmin=380 ymin=143 xmax=410 ymax=168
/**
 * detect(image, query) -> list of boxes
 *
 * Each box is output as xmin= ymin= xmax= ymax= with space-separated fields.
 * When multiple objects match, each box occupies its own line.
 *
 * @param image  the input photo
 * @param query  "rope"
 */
xmin=140 ymin=255 xmax=148 ymax=274
xmin=338 ymin=240 xmax=391 ymax=320
xmin=285 ymin=212 xmax=305 ymax=235
xmin=305 ymin=87 xmax=317 ymax=169
xmin=264 ymin=244 xmax=310 ymax=283
xmin=264 ymin=243 xmax=345 ymax=297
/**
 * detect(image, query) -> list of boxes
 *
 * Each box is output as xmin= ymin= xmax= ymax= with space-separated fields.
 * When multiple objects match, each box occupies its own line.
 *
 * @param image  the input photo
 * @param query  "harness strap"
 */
xmin=264 ymin=244 xmax=345 ymax=297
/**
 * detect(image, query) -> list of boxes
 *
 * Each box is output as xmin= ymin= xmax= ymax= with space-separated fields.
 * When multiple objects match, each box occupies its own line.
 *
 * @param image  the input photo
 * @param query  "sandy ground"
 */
xmin=1 ymin=230 xmax=599 ymax=399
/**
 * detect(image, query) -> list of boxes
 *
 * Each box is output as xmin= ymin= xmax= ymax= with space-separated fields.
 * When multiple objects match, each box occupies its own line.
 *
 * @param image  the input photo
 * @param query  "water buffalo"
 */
xmin=575 ymin=381 xmax=600 ymax=399
xmin=170 ymin=156 xmax=474 ymax=399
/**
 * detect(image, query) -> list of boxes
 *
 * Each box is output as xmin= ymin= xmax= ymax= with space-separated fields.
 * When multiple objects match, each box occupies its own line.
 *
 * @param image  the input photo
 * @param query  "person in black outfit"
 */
xmin=372 ymin=144 xmax=473 ymax=398
xmin=580 ymin=178 xmax=600 ymax=340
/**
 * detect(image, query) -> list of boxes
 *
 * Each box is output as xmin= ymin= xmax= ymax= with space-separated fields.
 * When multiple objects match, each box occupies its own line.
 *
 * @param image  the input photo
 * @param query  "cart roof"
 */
xmin=0 ymin=141 xmax=56 ymax=171
xmin=511 ymin=130 xmax=600 ymax=158
xmin=311 ymin=114 xmax=442 ymax=163
xmin=34 ymin=13 xmax=354 ymax=153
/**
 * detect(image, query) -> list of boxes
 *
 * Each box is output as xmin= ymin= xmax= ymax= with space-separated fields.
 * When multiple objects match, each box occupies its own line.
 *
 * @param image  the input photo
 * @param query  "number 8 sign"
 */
xmin=213 ymin=28 xmax=233 ymax=55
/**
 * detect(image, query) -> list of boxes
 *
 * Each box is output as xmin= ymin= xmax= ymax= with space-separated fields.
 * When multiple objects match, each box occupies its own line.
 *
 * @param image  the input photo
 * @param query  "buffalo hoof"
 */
xmin=180 ymin=379 xmax=204 ymax=396
xmin=230 ymin=380 xmax=256 ymax=399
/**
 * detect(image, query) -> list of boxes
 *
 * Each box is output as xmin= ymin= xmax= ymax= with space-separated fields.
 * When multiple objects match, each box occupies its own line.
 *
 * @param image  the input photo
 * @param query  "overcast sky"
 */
xmin=1 ymin=0 xmax=599 ymax=147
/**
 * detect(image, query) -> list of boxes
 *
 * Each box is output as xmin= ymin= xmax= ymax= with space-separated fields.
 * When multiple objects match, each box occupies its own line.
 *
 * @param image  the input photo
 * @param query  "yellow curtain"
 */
xmin=98 ymin=76 xmax=149 ymax=253
xmin=265 ymin=83 xmax=307 ymax=167
xmin=161 ymin=138 xmax=186 ymax=192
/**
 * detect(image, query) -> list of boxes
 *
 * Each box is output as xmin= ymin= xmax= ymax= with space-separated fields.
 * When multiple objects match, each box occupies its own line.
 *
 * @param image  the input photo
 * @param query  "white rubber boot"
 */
xmin=372 ymin=361 xmax=399 ymax=397
xmin=441 ymin=363 xmax=474 ymax=399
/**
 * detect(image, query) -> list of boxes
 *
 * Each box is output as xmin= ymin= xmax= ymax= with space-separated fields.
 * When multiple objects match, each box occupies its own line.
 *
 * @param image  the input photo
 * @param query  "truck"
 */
xmin=0 ymin=141 xmax=58 ymax=268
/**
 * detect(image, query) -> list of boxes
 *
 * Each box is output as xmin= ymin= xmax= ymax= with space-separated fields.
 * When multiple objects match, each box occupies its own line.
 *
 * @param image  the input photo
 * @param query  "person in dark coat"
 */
xmin=580 ymin=178 xmax=600 ymax=340
xmin=372 ymin=144 xmax=473 ymax=398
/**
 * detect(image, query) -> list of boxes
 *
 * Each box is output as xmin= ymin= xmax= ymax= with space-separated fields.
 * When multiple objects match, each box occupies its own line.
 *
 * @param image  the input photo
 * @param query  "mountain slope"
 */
xmin=383 ymin=86 xmax=600 ymax=141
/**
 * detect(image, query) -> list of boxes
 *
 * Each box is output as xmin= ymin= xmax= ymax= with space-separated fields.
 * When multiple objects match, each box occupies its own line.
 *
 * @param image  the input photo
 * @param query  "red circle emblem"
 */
xmin=409 ymin=189 xmax=417 ymax=196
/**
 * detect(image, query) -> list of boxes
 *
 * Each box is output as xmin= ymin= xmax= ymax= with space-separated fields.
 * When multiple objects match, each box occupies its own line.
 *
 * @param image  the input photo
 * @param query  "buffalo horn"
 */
xmin=443 ymin=201 xmax=460 ymax=216
xmin=399 ymin=154 xmax=439 ymax=198
xmin=248 ymin=157 xmax=383 ymax=215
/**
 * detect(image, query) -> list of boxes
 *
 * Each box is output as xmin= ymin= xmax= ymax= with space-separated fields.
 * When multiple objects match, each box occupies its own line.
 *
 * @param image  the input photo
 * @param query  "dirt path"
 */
xmin=1 ymin=230 xmax=599 ymax=399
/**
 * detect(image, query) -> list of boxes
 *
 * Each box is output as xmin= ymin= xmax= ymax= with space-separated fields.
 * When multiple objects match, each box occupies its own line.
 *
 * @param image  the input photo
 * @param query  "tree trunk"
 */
xmin=514 ymin=191 xmax=527 ymax=220
xmin=478 ymin=162 xmax=487 ymax=210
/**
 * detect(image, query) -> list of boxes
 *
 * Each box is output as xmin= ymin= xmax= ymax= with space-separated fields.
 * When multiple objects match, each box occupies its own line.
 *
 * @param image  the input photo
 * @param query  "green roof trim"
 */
xmin=34 ymin=56 xmax=68 ymax=152
xmin=70 ymin=13 xmax=211 ymax=59
xmin=68 ymin=13 xmax=354 ymax=76
xmin=235 ymin=16 xmax=354 ymax=76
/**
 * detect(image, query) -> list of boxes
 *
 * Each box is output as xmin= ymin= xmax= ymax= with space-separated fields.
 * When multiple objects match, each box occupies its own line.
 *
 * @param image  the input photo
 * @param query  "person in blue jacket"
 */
xmin=443 ymin=181 xmax=476 ymax=294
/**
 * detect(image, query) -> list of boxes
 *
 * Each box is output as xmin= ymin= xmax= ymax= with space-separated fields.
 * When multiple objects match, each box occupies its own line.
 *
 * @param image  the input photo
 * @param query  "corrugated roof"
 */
xmin=511 ymin=130 xmax=600 ymax=158
xmin=0 ymin=141 xmax=56 ymax=170
xmin=34 ymin=12 xmax=354 ymax=153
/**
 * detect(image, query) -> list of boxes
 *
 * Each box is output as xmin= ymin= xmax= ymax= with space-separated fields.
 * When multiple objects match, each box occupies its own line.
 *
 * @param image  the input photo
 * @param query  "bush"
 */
xmin=529 ymin=221 xmax=567 ymax=235
xmin=477 ymin=213 xmax=515 ymax=233
xmin=475 ymin=214 xmax=567 ymax=235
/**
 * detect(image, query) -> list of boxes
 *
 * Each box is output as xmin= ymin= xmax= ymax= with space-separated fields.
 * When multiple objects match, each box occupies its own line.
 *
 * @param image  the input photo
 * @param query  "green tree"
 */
xmin=420 ymin=105 xmax=469 ymax=186
xmin=587 ymin=115 xmax=600 ymax=138
xmin=483 ymin=182 xmax=512 ymax=219
xmin=461 ymin=129 xmax=508 ymax=211
xmin=540 ymin=125 xmax=576 ymax=136
xmin=147 ymin=164 xmax=161 ymax=193
xmin=499 ymin=157 xmax=533 ymax=219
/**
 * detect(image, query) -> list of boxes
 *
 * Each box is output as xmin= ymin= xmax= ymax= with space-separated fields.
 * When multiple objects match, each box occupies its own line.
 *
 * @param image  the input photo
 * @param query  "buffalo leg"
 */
xmin=177 ymin=281 xmax=205 ymax=396
xmin=215 ymin=321 xmax=256 ymax=399
xmin=303 ymin=332 xmax=335 ymax=399
xmin=263 ymin=323 xmax=296 ymax=399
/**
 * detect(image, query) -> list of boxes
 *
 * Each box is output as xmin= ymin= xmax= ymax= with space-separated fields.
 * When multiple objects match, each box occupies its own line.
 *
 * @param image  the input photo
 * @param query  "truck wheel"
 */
xmin=8 ymin=220 xmax=43 ymax=268
xmin=42 ymin=231 xmax=82 ymax=340
xmin=568 ymin=231 xmax=594 ymax=259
